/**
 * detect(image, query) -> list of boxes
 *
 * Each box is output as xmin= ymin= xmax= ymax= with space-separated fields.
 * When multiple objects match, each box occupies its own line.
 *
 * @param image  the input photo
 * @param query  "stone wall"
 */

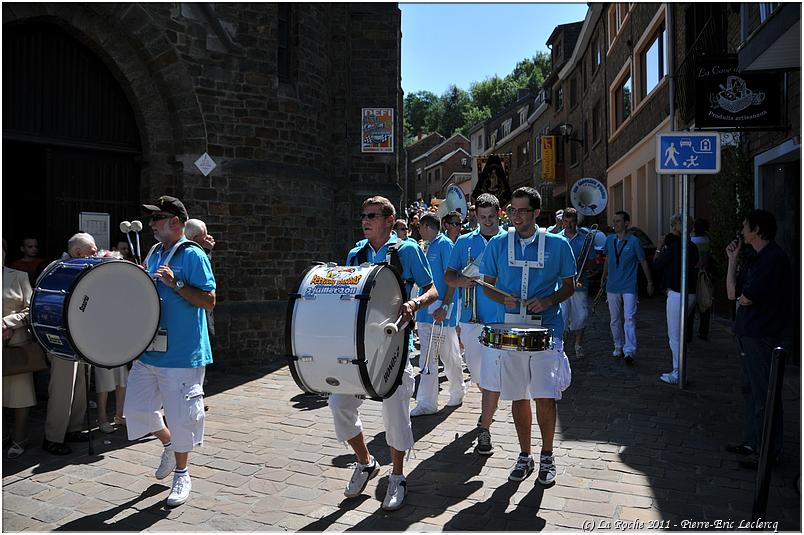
xmin=5 ymin=2 xmax=403 ymax=367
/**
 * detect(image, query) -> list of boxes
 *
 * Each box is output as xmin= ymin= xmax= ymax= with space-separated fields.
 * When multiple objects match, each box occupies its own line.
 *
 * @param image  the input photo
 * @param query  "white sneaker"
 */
xmin=659 ymin=372 xmax=679 ymax=385
xmin=344 ymin=457 xmax=380 ymax=498
xmin=574 ymin=344 xmax=585 ymax=358
xmin=155 ymin=447 xmax=176 ymax=480
xmin=612 ymin=349 xmax=623 ymax=358
xmin=166 ymin=472 xmax=191 ymax=507
xmin=382 ymin=474 xmax=407 ymax=511
xmin=410 ymin=404 xmax=437 ymax=417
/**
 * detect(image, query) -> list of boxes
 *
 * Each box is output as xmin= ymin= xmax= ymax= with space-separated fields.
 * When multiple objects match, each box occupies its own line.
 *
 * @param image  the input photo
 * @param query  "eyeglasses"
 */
xmin=149 ymin=214 xmax=174 ymax=222
xmin=360 ymin=212 xmax=385 ymax=220
xmin=507 ymin=208 xmax=534 ymax=216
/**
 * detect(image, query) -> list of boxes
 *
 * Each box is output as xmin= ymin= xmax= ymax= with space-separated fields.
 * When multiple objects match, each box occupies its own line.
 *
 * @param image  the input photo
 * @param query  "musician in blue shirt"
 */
xmin=558 ymin=208 xmax=596 ymax=358
xmin=410 ymin=214 xmax=465 ymax=417
xmin=600 ymin=211 xmax=654 ymax=365
xmin=480 ymin=187 xmax=575 ymax=487
xmin=445 ymin=193 xmax=505 ymax=456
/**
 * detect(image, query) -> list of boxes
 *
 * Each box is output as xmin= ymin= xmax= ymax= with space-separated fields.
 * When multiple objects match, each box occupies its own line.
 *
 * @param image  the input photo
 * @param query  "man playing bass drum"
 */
xmin=329 ymin=196 xmax=437 ymax=511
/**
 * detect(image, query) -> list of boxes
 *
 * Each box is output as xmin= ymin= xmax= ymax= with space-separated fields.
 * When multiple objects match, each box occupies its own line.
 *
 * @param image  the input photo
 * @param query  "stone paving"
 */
xmin=3 ymin=297 xmax=800 ymax=531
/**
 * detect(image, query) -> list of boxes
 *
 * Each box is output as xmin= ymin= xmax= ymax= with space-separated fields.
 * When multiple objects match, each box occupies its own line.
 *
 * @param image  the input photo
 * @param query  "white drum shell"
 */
xmin=288 ymin=264 xmax=407 ymax=398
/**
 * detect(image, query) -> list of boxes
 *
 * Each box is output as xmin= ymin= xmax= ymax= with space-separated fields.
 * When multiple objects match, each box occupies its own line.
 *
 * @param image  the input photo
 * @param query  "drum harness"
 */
xmin=506 ymin=226 xmax=547 ymax=326
xmin=351 ymin=238 xmax=413 ymax=297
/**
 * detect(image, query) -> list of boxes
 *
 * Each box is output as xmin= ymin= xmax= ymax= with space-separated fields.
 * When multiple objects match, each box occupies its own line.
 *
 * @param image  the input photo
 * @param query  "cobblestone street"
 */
xmin=3 ymin=297 xmax=800 ymax=531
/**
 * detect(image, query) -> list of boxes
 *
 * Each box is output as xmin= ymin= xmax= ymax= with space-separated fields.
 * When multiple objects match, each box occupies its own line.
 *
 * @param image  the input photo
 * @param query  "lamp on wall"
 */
xmin=555 ymin=122 xmax=584 ymax=146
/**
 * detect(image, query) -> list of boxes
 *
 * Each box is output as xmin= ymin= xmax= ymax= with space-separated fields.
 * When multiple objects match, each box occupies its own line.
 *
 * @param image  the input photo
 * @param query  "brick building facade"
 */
xmin=3 ymin=3 xmax=404 ymax=366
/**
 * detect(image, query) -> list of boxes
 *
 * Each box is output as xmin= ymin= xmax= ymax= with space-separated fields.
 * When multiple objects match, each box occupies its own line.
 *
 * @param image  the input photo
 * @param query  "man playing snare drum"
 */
xmin=329 ymin=195 xmax=438 ymax=511
xmin=479 ymin=187 xmax=575 ymax=486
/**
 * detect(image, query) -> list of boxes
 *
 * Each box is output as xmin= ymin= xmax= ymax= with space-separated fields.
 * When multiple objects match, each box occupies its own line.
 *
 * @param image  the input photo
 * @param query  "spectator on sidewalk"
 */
xmin=8 ymin=237 xmax=46 ymax=287
xmin=600 ymin=211 xmax=655 ymax=365
xmin=41 ymin=233 xmax=97 ymax=455
xmin=3 ymin=239 xmax=38 ymax=459
xmin=725 ymin=209 xmax=790 ymax=468
xmin=653 ymin=214 xmax=699 ymax=385
xmin=688 ymin=218 xmax=714 ymax=341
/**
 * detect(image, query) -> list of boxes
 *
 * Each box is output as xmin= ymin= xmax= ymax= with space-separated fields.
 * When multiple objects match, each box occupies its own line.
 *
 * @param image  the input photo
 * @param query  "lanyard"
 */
xmin=613 ymin=238 xmax=628 ymax=267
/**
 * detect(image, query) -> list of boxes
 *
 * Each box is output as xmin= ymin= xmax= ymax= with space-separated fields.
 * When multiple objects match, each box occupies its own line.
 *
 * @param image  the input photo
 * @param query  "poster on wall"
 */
xmin=79 ymin=212 xmax=110 ymax=251
xmin=361 ymin=108 xmax=394 ymax=153
xmin=695 ymin=56 xmax=782 ymax=130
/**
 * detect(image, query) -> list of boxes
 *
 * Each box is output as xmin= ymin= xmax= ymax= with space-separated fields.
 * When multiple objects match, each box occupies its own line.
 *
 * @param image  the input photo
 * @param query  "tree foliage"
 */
xmin=403 ymin=52 xmax=552 ymax=145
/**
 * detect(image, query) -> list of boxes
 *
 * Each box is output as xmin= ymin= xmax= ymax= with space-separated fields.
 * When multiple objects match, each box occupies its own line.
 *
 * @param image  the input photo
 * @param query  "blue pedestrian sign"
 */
xmin=656 ymin=132 xmax=721 ymax=174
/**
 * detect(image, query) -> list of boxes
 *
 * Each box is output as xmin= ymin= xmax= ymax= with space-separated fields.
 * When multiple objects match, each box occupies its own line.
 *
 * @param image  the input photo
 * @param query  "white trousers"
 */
xmin=607 ymin=292 xmax=638 ymax=355
xmin=328 ymin=362 xmax=415 ymax=452
xmin=560 ymin=290 xmax=589 ymax=332
xmin=124 ymin=360 xmax=206 ymax=452
xmin=414 ymin=322 xmax=464 ymax=410
xmin=458 ymin=322 xmax=484 ymax=386
xmin=666 ymin=290 xmax=697 ymax=373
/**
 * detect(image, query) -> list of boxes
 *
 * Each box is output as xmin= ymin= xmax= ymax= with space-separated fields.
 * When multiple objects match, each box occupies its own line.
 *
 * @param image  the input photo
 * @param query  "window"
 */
xmin=760 ymin=3 xmax=780 ymax=22
xmin=640 ymin=22 xmax=666 ymax=98
xmin=555 ymin=85 xmax=564 ymax=110
xmin=490 ymin=132 xmax=497 ymax=147
xmin=592 ymin=101 xmax=601 ymax=142
xmin=416 ymin=169 xmax=422 ymax=185
xmin=427 ymin=171 xmax=432 ymax=185
xmin=435 ymin=169 xmax=441 ymax=184
xmin=570 ymin=138 xmax=578 ymax=166
xmin=583 ymin=118 xmax=589 ymax=155
xmin=517 ymin=142 xmax=529 ymax=168
xmin=614 ymin=70 xmax=633 ymax=129
xmin=518 ymin=107 xmax=528 ymax=125
xmin=569 ymin=76 xmax=578 ymax=108
xmin=502 ymin=119 xmax=512 ymax=137
xmin=581 ymin=61 xmax=587 ymax=90
xmin=608 ymin=3 xmax=631 ymax=46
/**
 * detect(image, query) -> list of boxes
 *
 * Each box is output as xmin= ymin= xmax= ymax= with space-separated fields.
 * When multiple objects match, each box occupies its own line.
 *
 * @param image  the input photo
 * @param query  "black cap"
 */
xmin=142 ymin=196 xmax=189 ymax=222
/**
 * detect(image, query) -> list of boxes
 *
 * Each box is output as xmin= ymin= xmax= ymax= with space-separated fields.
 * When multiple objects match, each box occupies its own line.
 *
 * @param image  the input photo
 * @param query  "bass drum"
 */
xmin=31 ymin=258 xmax=161 ymax=368
xmin=286 ymin=263 xmax=409 ymax=400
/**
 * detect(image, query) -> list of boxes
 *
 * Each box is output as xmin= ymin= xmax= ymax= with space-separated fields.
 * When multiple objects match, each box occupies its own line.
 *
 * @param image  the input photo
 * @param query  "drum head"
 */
xmin=66 ymin=261 xmax=160 ymax=368
xmin=360 ymin=266 xmax=407 ymax=398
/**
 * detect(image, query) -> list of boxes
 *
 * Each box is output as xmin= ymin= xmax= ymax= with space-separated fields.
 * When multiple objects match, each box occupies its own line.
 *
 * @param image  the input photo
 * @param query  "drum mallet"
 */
xmin=119 ymin=221 xmax=135 ymax=262
xmin=384 ymin=315 xmax=407 ymax=336
xmin=130 ymin=220 xmax=143 ymax=264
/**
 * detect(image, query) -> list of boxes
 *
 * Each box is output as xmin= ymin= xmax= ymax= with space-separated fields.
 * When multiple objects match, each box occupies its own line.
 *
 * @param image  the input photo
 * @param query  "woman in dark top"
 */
xmin=653 ymin=214 xmax=699 ymax=385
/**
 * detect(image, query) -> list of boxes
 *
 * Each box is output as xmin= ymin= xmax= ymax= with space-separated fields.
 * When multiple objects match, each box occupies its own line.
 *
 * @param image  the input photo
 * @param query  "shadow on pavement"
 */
xmin=53 ymin=483 xmax=169 ymax=531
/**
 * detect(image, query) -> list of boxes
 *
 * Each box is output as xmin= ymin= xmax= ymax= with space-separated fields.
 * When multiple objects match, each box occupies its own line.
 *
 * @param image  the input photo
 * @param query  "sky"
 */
xmin=401 ymin=3 xmax=590 ymax=96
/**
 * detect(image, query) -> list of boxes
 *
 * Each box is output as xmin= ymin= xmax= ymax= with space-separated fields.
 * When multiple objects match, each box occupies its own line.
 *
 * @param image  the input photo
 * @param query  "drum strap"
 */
xmin=507 ymin=227 xmax=546 ymax=318
xmin=143 ymin=239 xmax=205 ymax=272
xmin=353 ymin=240 xmax=412 ymax=296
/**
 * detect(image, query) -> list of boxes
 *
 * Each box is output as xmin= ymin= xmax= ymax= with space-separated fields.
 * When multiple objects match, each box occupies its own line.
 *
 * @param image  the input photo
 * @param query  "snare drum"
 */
xmin=31 ymin=258 xmax=161 ymax=368
xmin=479 ymin=323 xmax=552 ymax=352
xmin=286 ymin=263 xmax=409 ymax=400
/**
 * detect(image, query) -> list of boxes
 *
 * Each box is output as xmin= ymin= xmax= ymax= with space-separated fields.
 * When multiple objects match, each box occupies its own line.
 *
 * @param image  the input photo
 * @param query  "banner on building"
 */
xmin=361 ymin=108 xmax=394 ymax=153
xmin=473 ymin=154 xmax=512 ymax=207
xmin=541 ymin=136 xmax=556 ymax=182
xmin=695 ymin=56 xmax=782 ymax=130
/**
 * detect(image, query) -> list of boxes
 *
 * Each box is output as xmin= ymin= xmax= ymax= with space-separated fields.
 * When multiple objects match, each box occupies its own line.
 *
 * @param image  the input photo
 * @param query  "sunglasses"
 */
xmin=360 ymin=212 xmax=386 ymax=220
xmin=149 ymin=214 xmax=174 ymax=222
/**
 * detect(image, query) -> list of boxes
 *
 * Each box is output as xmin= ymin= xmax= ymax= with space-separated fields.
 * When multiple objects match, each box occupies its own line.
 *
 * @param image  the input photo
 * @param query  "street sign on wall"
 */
xmin=655 ymin=132 xmax=721 ymax=175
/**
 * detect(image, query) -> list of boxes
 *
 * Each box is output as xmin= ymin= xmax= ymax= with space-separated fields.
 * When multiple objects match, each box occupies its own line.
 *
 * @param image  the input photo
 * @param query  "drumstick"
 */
xmin=472 ymin=279 xmax=519 ymax=301
xmin=384 ymin=315 xmax=406 ymax=336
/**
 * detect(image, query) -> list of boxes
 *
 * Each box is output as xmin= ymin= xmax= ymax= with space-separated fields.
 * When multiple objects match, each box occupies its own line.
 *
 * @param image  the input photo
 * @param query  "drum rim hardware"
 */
xmin=479 ymin=324 xmax=552 ymax=352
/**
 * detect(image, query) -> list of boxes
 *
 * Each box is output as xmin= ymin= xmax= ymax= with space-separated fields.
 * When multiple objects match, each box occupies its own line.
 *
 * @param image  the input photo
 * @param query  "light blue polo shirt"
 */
xmin=447 ymin=227 xmax=506 ymax=324
xmin=414 ymin=233 xmax=458 ymax=326
xmin=603 ymin=233 xmax=645 ymax=294
xmin=559 ymin=228 xmax=591 ymax=292
xmin=140 ymin=238 xmax=216 ymax=368
xmin=346 ymin=235 xmax=433 ymax=300
xmin=480 ymin=228 xmax=576 ymax=337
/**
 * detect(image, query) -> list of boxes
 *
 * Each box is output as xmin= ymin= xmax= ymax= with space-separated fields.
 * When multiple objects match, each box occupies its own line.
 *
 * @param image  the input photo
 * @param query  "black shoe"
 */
xmin=623 ymin=354 xmax=635 ymax=365
xmin=42 ymin=438 xmax=72 ymax=455
xmin=725 ymin=442 xmax=756 ymax=456
xmin=475 ymin=428 xmax=493 ymax=456
xmin=64 ymin=431 xmax=90 ymax=443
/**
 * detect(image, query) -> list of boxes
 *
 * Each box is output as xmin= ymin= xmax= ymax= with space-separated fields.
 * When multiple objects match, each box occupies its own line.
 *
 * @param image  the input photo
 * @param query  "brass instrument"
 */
xmin=421 ymin=320 xmax=446 ymax=375
xmin=463 ymin=246 xmax=479 ymax=323
xmin=574 ymin=224 xmax=598 ymax=288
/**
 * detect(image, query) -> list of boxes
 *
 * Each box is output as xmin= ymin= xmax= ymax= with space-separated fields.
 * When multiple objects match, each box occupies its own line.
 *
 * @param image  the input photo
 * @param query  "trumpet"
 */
xmin=421 ymin=319 xmax=446 ymax=375
xmin=575 ymin=224 xmax=598 ymax=288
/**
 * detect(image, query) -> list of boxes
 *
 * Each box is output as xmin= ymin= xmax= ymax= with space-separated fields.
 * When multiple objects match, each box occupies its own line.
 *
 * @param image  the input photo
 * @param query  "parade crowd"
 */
xmin=2 ymin=191 xmax=791 ymax=511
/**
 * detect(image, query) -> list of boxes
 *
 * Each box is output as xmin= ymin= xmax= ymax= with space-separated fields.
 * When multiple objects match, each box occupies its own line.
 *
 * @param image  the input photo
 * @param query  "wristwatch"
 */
xmin=411 ymin=297 xmax=420 ymax=310
xmin=175 ymin=280 xmax=185 ymax=289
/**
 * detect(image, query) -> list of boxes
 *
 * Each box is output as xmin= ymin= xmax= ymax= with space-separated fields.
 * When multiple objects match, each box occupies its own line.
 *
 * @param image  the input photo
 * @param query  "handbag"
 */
xmin=696 ymin=269 xmax=714 ymax=313
xmin=3 ymin=342 xmax=48 ymax=376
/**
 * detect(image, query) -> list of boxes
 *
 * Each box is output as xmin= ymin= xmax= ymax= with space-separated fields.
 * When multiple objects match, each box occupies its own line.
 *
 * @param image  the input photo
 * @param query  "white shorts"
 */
xmin=499 ymin=346 xmax=571 ymax=401
xmin=95 ymin=365 xmax=129 ymax=393
xmin=123 ymin=360 xmax=206 ymax=452
xmin=328 ymin=361 xmax=416 ymax=452
xmin=460 ymin=322 xmax=503 ymax=392
xmin=561 ymin=290 xmax=589 ymax=332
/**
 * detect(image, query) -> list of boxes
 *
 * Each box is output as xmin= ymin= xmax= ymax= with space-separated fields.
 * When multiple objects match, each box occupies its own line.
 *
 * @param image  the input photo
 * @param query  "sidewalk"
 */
xmin=3 ymin=296 xmax=800 ymax=531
